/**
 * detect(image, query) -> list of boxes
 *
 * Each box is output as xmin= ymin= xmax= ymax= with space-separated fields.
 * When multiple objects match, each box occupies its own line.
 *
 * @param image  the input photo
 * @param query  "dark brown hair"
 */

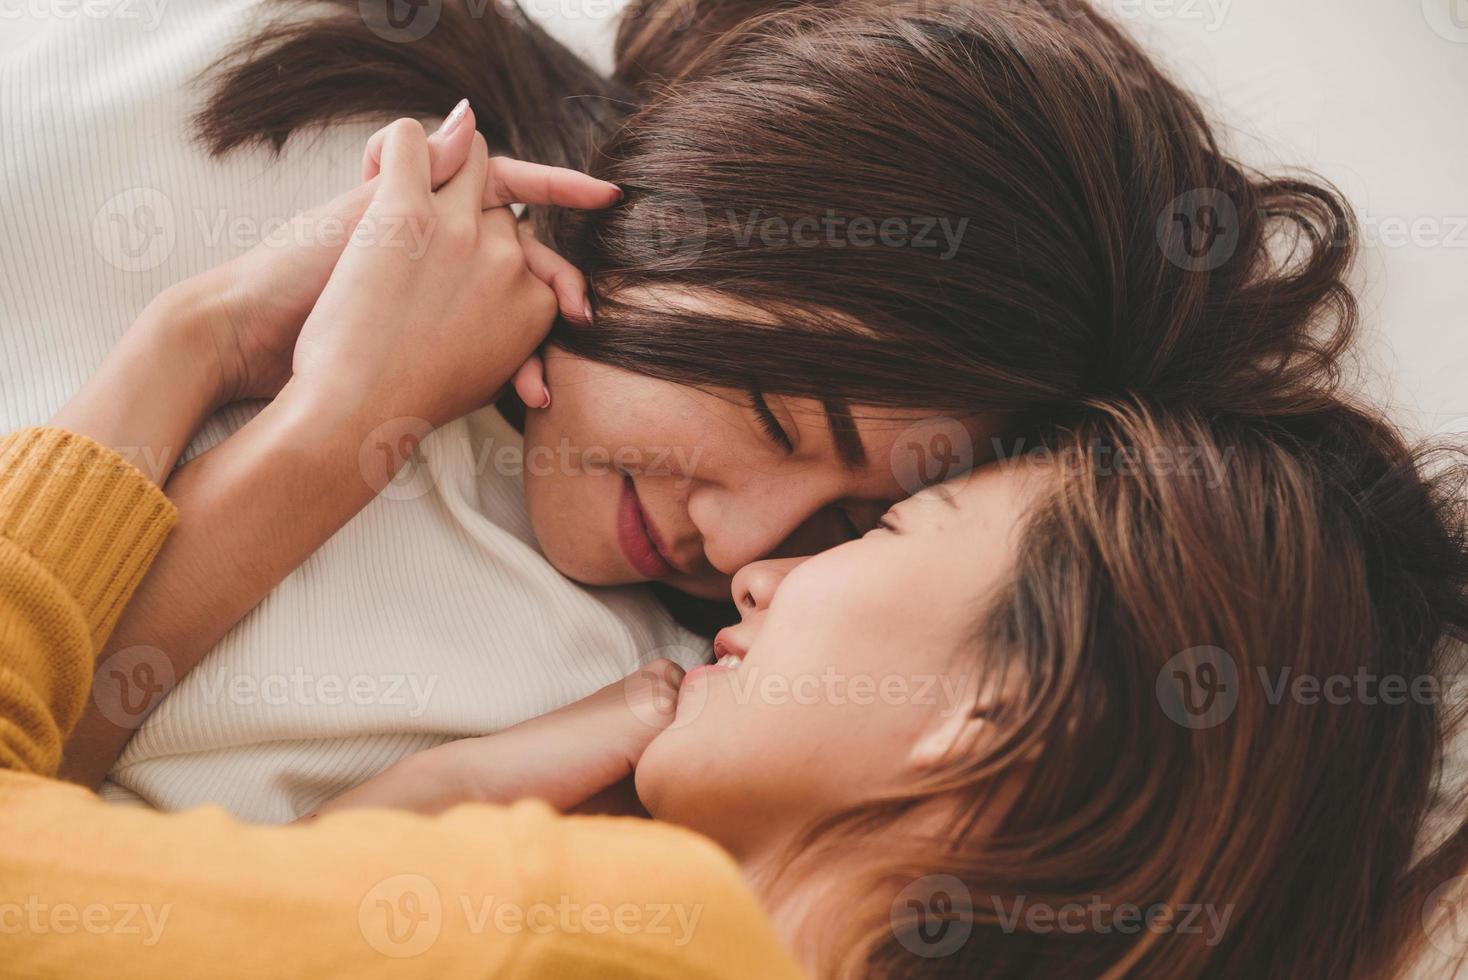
xmin=196 ymin=1 xmax=1468 ymax=975
xmin=784 ymin=401 xmax=1468 ymax=979
xmin=199 ymin=0 xmax=1351 ymax=422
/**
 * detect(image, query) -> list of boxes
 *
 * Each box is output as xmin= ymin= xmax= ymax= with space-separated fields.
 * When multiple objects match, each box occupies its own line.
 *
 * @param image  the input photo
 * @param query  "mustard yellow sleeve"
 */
xmin=0 ymin=427 xmax=175 ymax=775
xmin=0 ymin=427 xmax=804 ymax=979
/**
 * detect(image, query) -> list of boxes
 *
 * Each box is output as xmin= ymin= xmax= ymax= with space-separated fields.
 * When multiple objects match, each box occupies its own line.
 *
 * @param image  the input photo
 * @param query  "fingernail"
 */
xmin=537 ymin=385 xmax=552 ymax=410
xmin=581 ymin=295 xmax=595 ymax=323
xmin=609 ymin=183 xmax=624 ymax=201
xmin=436 ymin=98 xmax=469 ymax=137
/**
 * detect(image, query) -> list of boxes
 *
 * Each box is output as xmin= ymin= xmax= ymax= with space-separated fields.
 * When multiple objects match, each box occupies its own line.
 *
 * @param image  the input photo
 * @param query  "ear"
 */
xmin=906 ymin=673 xmax=1007 ymax=771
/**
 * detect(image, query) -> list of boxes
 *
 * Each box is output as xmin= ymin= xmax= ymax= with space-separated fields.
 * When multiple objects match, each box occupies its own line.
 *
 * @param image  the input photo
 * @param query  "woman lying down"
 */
xmin=16 ymin=0 xmax=1466 ymax=975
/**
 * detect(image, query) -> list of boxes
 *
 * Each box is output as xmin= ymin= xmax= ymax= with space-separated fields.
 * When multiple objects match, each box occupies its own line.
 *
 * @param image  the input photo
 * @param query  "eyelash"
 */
xmin=750 ymin=392 xmax=794 ymax=452
xmin=748 ymin=393 xmax=868 ymax=541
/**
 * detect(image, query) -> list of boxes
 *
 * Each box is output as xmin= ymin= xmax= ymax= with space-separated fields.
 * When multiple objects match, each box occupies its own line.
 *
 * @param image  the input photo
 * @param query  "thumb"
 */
xmin=511 ymin=354 xmax=550 ymax=410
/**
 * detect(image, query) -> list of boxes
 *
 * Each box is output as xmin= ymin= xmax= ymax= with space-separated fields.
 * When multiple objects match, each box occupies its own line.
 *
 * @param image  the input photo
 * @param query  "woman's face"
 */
xmin=634 ymin=463 xmax=1039 ymax=861
xmin=522 ymin=346 xmax=994 ymax=599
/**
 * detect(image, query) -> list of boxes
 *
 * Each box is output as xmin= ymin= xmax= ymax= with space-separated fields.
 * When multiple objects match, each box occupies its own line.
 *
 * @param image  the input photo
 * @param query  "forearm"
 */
xmin=49 ymin=282 xmax=224 ymax=486
xmin=59 ymin=383 xmax=403 ymax=787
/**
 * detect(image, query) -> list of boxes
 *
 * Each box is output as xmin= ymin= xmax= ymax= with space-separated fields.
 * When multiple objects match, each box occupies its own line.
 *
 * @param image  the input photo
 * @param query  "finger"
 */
xmin=511 ymin=355 xmax=549 ymax=409
xmin=369 ymin=118 xmax=433 ymax=203
xmin=439 ymin=131 xmax=491 ymax=214
xmin=483 ymin=156 xmax=622 ymax=210
xmin=517 ymin=223 xmax=593 ymax=324
xmin=362 ymin=100 xmax=477 ymax=190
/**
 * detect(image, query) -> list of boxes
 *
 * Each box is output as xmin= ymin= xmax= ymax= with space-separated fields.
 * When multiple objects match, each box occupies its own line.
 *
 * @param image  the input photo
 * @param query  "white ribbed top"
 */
xmin=0 ymin=0 xmax=707 ymax=823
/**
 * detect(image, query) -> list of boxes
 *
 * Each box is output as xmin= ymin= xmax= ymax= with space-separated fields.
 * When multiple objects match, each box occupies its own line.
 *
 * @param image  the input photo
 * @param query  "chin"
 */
xmin=633 ymin=747 xmax=678 ymax=822
xmin=535 ymin=529 xmax=627 ymax=586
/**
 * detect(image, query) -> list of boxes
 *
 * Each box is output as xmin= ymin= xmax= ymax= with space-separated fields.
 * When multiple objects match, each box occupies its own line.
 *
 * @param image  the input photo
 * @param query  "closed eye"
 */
xmin=750 ymin=391 xmax=794 ymax=453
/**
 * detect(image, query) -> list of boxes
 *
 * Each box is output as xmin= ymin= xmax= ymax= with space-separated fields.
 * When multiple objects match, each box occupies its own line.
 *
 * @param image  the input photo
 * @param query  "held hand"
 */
xmin=189 ymin=103 xmax=482 ymax=405
xmin=307 ymin=659 xmax=686 ymax=818
xmin=187 ymin=101 xmax=616 ymax=408
xmin=291 ymin=116 xmax=614 ymax=430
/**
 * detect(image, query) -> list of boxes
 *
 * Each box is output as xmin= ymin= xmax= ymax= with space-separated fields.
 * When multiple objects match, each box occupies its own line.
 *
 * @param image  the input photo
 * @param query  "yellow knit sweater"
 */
xmin=0 ymin=427 xmax=803 ymax=979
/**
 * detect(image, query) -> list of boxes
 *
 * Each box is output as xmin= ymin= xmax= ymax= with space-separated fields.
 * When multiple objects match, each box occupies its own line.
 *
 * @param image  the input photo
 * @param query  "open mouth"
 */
xmin=616 ymin=474 xmax=677 ymax=580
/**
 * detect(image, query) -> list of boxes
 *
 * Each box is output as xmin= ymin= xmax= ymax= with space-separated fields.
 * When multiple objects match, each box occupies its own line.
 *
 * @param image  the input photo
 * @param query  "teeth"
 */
xmin=715 ymin=654 xmax=743 ymax=669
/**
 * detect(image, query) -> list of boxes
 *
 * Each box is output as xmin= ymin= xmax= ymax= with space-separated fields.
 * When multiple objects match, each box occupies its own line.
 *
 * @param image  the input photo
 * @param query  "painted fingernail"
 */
xmin=436 ymin=98 xmax=469 ymax=137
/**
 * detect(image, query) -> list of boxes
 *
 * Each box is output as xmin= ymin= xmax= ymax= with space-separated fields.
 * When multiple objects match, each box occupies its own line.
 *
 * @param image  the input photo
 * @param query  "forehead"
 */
xmin=900 ymin=457 xmax=1049 ymax=530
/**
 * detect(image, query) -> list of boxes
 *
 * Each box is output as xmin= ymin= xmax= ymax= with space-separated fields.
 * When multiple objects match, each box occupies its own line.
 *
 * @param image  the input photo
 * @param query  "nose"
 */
xmin=730 ymin=557 xmax=808 ymax=615
xmin=687 ymin=476 xmax=838 ymax=576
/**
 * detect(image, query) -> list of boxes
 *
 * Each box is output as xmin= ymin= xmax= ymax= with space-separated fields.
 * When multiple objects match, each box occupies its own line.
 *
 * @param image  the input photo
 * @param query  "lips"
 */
xmin=617 ymin=475 xmax=677 ymax=580
xmin=680 ymin=655 xmax=743 ymax=689
xmin=712 ymin=629 xmax=747 ymax=663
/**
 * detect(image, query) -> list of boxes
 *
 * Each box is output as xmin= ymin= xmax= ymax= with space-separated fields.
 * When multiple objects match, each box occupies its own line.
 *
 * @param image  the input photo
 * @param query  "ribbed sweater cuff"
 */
xmin=0 ymin=428 xmax=177 ymax=650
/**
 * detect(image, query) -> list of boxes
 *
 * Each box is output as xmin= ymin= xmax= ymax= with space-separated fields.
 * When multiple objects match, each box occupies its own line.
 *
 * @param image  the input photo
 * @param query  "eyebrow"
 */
xmin=821 ymin=398 xmax=868 ymax=470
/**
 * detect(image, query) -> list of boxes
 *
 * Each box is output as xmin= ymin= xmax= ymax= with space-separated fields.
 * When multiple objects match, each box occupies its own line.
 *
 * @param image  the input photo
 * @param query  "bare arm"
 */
xmin=57 ymin=114 xmax=617 ymax=787
xmin=57 ymin=378 xmax=392 ymax=787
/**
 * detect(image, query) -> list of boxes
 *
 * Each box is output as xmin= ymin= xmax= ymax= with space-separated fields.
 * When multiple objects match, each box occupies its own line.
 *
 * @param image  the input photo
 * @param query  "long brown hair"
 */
xmin=196 ymin=1 xmax=1468 ymax=975
xmin=199 ymin=0 xmax=1349 ymax=420
xmin=784 ymin=401 xmax=1468 ymax=978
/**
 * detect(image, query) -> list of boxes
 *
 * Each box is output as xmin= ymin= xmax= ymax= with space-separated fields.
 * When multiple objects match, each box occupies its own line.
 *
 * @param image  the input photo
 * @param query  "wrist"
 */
xmin=138 ymin=275 xmax=236 ymax=415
